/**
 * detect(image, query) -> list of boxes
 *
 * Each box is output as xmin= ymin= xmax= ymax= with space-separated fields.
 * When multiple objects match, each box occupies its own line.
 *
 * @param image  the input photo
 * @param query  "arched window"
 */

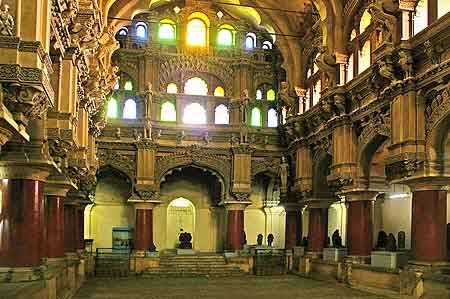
xmin=214 ymin=104 xmax=229 ymax=124
xmin=161 ymin=101 xmax=176 ymax=122
xmin=136 ymin=22 xmax=148 ymax=39
xmin=358 ymin=40 xmax=371 ymax=74
xmin=245 ymin=33 xmax=256 ymax=49
xmin=167 ymin=83 xmax=178 ymax=94
xmin=214 ymin=86 xmax=225 ymax=97
xmin=114 ymin=82 xmax=119 ymax=90
xmin=262 ymin=41 xmax=273 ymax=50
xmin=124 ymin=81 xmax=133 ymax=91
xmin=122 ymin=99 xmax=137 ymax=119
xmin=359 ymin=9 xmax=372 ymax=33
xmin=250 ymin=107 xmax=262 ymax=127
xmin=183 ymin=103 xmax=206 ymax=124
xmin=187 ymin=19 xmax=207 ymax=46
xmin=347 ymin=54 xmax=354 ymax=82
xmin=159 ymin=19 xmax=176 ymax=41
xmin=218 ymin=25 xmax=234 ymax=46
xmin=118 ymin=28 xmax=128 ymax=36
xmin=305 ymin=90 xmax=311 ymax=111
xmin=438 ymin=0 xmax=450 ymax=18
xmin=267 ymin=89 xmax=276 ymax=101
xmin=414 ymin=0 xmax=428 ymax=35
xmin=184 ymin=77 xmax=208 ymax=96
xmin=107 ymin=98 xmax=118 ymax=118
xmin=256 ymin=89 xmax=263 ymax=100
xmin=312 ymin=80 xmax=321 ymax=106
xmin=267 ymin=109 xmax=278 ymax=128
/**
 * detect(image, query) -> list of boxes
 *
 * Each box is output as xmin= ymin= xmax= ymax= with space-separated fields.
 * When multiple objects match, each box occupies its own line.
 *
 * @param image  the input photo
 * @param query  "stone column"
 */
xmin=410 ymin=183 xmax=448 ymax=263
xmin=130 ymin=200 xmax=160 ymax=254
xmin=64 ymin=202 xmax=78 ymax=254
xmin=225 ymin=202 xmax=249 ymax=251
xmin=0 ymin=177 xmax=46 ymax=267
xmin=346 ymin=191 xmax=378 ymax=263
xmin=76 ymin=206 xmax=86 ymax=250
xmin=284 ymin=204 xmax=302 ymax=249
xmin=306 ymin=200 xmax=331 ymax=255
xmin=45 ymin=179 xmax=73 ymax=259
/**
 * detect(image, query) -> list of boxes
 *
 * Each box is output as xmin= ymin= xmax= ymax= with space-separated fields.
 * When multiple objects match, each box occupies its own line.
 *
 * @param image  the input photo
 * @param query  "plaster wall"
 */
xmin=327 ymin=202 xmax=347 ymax=245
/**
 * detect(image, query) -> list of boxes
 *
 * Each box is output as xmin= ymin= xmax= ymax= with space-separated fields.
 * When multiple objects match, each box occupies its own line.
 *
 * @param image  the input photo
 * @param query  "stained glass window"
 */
xmin=245 ymin=33 xmax=256 ymax=49
xmin=250 ymin=107 xmax=262 ymax=127
xmin=159 ymin=19 xmax=176 ymax=41
xmin=187 ymin=19 xmax=207 ymax=46
xmin=183 ymin=103 xmax=206 ymax=124
xmin=267 ymin=109 xmax=278 ymax=127
xmin=184 ymin=77 xmax=208 ymax=96
xmin=107 ymin=98 xmax=118 ymax=118
xmin=167 ymin=83 xmax=178 ymax=94
xmin=161 ymin=101 xmax=176 ymax=122
xmin=215 ymin=104 xmax=229 ymax=124
xmin=218 ymin=29 xmax=233 ymax=46
xmin=256 ymin=89 xmax=263 ymax=100
xmin=360 ymin=9 xmax=372 ymax=33
xmin=124 ymin=81 xmax=133 ymax=91
xmin=122 ymin=99 xmax=136 ymax=119
xmin=214 ymin=86 xmax=225 ymax=97
xmin=267 ymin=89 xmax=276 ymax=101
xmin=136 ymin=22 xmax=147 ymax=39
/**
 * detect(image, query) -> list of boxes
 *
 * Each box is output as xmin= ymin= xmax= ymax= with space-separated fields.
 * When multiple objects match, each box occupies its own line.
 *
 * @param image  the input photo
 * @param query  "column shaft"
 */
xmin=347 ymin=200 xmax=373 ymax=256
xmin=307 ymin=208 xmax=328 ymax=252
xmin=227 ymin=210 xmax=244 ymax=251
xmin=0 ymin=179 xmax=45 ymax=267
xmin=76 ymin=207 xmax=85 ymax=250
xmin=412 ymin=190 xmax=447 ymax=262
xmin=47 ymin=195 xmax=65 ymax=258
xmin=135 ymin=209 xmax=153 ymax=251
xmin=64 ymin=205 xmax=77 ymax=253
xmin=285 ymin=210 xmax=301 ymax=249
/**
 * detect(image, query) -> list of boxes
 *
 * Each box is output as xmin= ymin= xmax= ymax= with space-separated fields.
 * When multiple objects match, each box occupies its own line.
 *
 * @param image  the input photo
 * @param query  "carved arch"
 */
xmin=97 ymin=149 xmax=136 ymax=181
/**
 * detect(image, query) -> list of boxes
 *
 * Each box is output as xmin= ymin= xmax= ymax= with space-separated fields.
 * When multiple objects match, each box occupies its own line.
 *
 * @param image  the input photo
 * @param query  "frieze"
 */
xmin=358 ymin=111 xmax=391 ymax=146
xmin=425 ymin=83 xmax=450 ymax=138
xmin=251 ymin=157 xmax=280 ymax=178
xmin=97 ymin=148 xmax=136 ymax=180
xmin=385 ymin=159 xmax=424 ymax=181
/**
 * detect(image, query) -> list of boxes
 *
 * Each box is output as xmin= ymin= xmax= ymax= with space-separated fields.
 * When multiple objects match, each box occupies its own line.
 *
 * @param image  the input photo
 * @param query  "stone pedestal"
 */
xmin=177 ymin=249 xmax=196 ymax=255
xmin=371 ymin=251 xmax=409 ymax=269
xmin=293 ymin=246 xmax=305 ymax=258
xmin=323 ymin=248 xmax=348 ymax=262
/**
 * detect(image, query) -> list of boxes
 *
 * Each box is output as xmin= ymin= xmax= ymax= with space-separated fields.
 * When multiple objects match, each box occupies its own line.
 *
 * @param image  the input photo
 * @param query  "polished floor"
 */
xmin=74 ymin=275 xmax=390 ymax=299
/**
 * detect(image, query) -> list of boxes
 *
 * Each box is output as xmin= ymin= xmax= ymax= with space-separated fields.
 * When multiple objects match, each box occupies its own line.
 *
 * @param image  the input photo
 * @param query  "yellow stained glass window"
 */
xmin=267 ymin=89 xmax=276 ymax=101
xmin=214 ymin=86 xmax=225 ymax=97
xmin=360 ymin=9 xmax=372 ymax=33
xmin=187 ymin=19 xmax=207 ymax=47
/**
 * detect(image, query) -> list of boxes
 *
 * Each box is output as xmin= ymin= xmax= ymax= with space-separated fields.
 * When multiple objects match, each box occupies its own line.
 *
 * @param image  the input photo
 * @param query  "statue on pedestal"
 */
xmin=267 ymin=234 xmax=274 ymax=247
xmin=385 ymin=233 xmax=397 ymax=252
xmin=257 ymin=234 xmax=263 ymax=246
xmin=279 ymin=156 xmax=289 ymax=194
xmin=332 ymin=229 xmax=343 ymax=248
xmin=278 ymin=82 xmax=297 ymax=118
xmin=376 ymin=230 xmax=388 ymax=249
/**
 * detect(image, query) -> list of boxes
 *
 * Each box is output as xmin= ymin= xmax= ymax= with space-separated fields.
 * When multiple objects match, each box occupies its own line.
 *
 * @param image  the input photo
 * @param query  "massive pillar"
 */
xmin=411 ymin=189 xmax=448 ymax=263
xmin=226 ymin=203 xmax=248 ymax=251
xmin=346 ymin=192 xmax=378 ymax=262
xmin=0 ymin=178 xmax=46 ymax=267
xmin=45 ymin=180 xmax=73 ymax=259
xmin=134 ymin=206 xmax=154 ymax=251
xmin=307 ymin=207 xmax=328 ymax=253
xmin=285 ymin=204 xmax=302 ymax=249
xmin=64 ymin=203 xmax=78 ymax=254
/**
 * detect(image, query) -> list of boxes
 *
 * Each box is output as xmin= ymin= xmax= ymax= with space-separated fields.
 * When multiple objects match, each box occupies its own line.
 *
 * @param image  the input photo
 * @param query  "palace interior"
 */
xmin=1 ymin=0 xmax=450 ymax=298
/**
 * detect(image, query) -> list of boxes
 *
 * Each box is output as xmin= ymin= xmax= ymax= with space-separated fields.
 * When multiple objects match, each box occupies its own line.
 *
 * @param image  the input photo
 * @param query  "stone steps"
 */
xmin=143 ymin=254 xmax=246 ymax=278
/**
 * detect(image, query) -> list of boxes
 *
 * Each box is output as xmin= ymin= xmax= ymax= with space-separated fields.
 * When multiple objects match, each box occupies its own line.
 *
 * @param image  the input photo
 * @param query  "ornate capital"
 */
xmin=135 ymin=184 xmax=160 ymax=201
xmin=232 ymin=192 xmax=250 ymax=202
xmin=136 ymin=138 xmax=158 ymax=150
xmin=3 ymin=84 xmax=51 ymax=121
xmin=231 ymin=143 xmax=254 ymax=155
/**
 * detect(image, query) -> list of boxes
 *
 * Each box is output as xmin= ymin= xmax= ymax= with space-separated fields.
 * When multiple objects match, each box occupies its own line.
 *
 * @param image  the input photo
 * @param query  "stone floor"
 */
xmin=74 ymin=275 xmax=390 ymax=299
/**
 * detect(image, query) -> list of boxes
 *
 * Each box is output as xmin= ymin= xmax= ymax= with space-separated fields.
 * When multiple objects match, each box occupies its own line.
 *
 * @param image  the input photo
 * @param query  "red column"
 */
xmin=47 ymin=196 xmax=65 ymax=258
xmin=412 ymin=190 xmax=447 ymax=262
xmin=227 ymin=209 xmax=244 ymax=251
xmin=64 ymin=205 xmax=77 ymax=253
xmin=76 ymin=207 xmax=85 ymax=250
xmin=307 ymin=208 xmax=328 ymax=252
xmin=134 ymin=208 xmax=153 ymax=251
xmin=285 ymin=210 xmax=301 ymax=249
xmin=0 ymin=179 xmax=45 ymax=267
xmin=347 ymin=200 xmax=373 ymax=256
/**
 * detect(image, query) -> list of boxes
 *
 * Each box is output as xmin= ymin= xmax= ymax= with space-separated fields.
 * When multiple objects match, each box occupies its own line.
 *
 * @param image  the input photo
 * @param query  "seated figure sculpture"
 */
xmin=267 ymin=234 xmax=274 ymax=247
xmin=178 ymin=229 xmax=193 ymax=249
xmin=332 ymin=229 xmax=343 ymax=248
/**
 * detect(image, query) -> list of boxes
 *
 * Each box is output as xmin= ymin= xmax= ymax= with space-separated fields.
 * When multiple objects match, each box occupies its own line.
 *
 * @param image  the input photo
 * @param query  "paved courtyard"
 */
xmin=74 ymin=275 xmax=390 ymax=299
